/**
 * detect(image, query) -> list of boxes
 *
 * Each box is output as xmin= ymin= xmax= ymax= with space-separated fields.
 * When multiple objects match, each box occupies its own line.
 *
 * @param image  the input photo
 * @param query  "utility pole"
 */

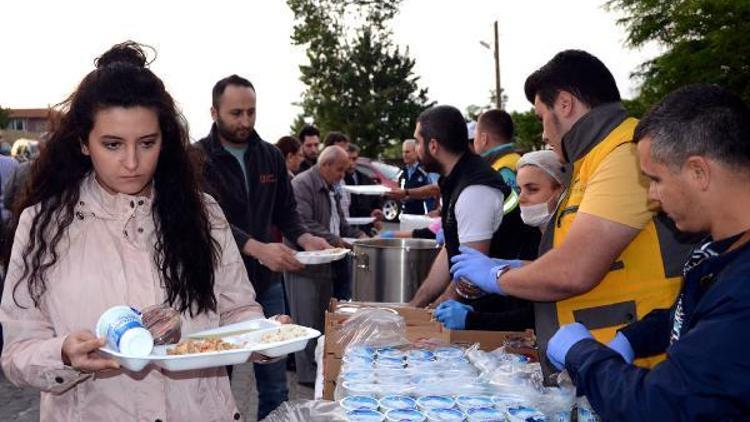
xmin=494 ymin=20 xmax=501 ymax=109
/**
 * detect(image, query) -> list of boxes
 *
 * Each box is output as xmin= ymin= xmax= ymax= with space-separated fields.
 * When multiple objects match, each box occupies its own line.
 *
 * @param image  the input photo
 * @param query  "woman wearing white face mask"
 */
xmin=517 ymin=150 xmax=567 ymax=231
xmin=435 ymin=149 xmax=568 ymax=332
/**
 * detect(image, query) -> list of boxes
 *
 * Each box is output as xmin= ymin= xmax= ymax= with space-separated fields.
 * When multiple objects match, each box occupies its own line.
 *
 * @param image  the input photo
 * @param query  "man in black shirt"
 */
xmin=195 ymin=75 xmax=330 ymax=420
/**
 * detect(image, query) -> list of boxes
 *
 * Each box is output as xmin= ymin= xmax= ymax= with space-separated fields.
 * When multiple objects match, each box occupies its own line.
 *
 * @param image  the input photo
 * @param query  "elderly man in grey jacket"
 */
xmin=286 ymin=145 xmax=364 ymax=385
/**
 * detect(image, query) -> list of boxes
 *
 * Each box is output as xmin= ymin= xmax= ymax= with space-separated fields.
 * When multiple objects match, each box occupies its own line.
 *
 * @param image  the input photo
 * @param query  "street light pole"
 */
xmin=494 ymin=20 xmax=501 ymax=109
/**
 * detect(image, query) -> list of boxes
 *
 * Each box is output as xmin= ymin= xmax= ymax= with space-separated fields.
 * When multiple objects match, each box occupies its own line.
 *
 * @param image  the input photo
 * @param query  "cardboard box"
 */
xmin=321 ymin=300 xmax=537 ymax=400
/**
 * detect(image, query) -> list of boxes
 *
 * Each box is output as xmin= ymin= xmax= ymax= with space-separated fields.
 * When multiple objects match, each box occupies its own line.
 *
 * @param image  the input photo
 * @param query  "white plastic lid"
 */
xmin=119 ymin=326 xmax=154 ymax=357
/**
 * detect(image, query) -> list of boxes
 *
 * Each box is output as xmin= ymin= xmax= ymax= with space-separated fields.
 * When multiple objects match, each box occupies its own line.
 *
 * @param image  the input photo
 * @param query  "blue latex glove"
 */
xmin=379 ymin=231 xmax=394 ymax=239
xmin=434 ymin=300 xmax=474 ymax=330
xmin=546 ymin=323 xmax=594 ymax=370
xmin=449 ymin=246 xmax=523 ymax=295
xmin=435 ymin=229 xmax=445 ymax=246
xmin=607 ymin=332 xmax=635 ymax=364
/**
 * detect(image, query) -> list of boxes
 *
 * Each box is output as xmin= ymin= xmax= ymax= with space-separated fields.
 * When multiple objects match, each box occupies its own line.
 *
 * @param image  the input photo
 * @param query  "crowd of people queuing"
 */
xmin=0 ymin=39 xmax=748 ymax=421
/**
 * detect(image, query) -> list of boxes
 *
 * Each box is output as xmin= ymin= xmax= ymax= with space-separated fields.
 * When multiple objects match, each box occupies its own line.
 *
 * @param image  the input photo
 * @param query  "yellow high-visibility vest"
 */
xmin=544 ymin=118 xmax=683 ymax=368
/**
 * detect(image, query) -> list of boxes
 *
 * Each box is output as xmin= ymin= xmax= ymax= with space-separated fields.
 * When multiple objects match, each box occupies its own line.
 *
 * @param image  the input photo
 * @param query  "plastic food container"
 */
xmin=466 ymin=407 xmax=505 ymax=421
xmin=95 ymin=306 xmax=154 ymax=357
xmin=379 ymin=395 xmax=417 ymax=411
xmin=425 ymin=408 xmax=466 ymax=421
xmin=341 ymin=369 xmax=377 ymax=384
xmin=342 ymin=381 xmax=379 ymax=396
xmin=341 ymin=395 xmax=380 ymax=411
xmin=344 ymin=355 xmax=376 ymax=368
xmin=456 ymin=396 xmax=494 ymax=411
xmin=406 ymin=349 xmax=435 ymax=361
xmin=417 ymin=395 xmax=456 ymax=411
xmin=505 ymin=405 xmax=545 ymax=422
xmin=434 ymin=347 xmax=464 ymax=360
xmin=377 ymin=347 xmax=406 ymax=359
xmin=349 ymin=345 xmax=377 ymax=359
xmin=347 ymin=408 xmax=386 ymax=421
xmin=490 ymin=394 xmax=525 ymax=411
xmin=376 ymin=357 xmax=406 ymax=369
xmin=377 ymin=369 xmax=411 ymax=385
xmin=385 ymin=408 xmax=426 ymax=422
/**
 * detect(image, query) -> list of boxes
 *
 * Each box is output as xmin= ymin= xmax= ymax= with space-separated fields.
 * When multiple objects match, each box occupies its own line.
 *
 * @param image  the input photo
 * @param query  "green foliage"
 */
xmin=607 ymin=0 xmax=750 ymax=106
xmin=0 ymin=106 xmax=10 ymax=129
xmin=287 ymin=0 xmax=432 ymax=158
xmin=510 ymin=109 xmax=544 ymax=153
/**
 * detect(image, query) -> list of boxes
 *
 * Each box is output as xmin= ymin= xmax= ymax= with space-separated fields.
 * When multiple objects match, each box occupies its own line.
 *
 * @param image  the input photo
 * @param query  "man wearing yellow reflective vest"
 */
xmin=473 ymin=109 xmax=521 ymax=214
xmin=450 ymin=50 xmax=697 ymax=374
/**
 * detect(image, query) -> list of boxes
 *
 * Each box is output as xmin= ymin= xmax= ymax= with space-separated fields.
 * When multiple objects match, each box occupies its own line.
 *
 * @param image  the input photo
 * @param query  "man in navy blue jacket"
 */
xmin=546 ymin=85 xmax=750 ymax=420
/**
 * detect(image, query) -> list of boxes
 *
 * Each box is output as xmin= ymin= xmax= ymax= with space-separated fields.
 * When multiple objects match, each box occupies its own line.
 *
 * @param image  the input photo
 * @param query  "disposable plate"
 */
xmin=99 ymin=321 xmax=320 ymax=372
xmin=343 ymin=185 xmax=391 ymax=195
xmin=295 ymin=248 xmax=350 ymax=264
xmin=346 ymin=216 xmax=376 ymax=225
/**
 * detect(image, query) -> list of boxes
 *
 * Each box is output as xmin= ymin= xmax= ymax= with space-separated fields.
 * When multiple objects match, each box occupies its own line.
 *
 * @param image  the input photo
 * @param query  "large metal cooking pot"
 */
xmin=351 ymin=238 xmax=441 ymax=303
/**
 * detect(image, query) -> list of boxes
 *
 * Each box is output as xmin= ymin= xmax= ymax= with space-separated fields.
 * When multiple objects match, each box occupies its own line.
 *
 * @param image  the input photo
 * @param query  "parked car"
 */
xmin=354 ymin=158 xmax=402 ymax=221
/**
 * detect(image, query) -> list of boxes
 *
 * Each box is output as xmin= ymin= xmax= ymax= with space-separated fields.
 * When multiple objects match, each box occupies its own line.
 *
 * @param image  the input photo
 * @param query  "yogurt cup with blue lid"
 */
xmin=406 ymin=349 xmax=435 ymax=361
xmin=385 ymin=408 xmax=426 ymax=422
xmin=505 ymin=405 xmax=545 ymax=422
xmin=377 ymin=347 xmax=406 ymax=359
xmin=349 ymin=345 xmax=377 ymax=359
xmin=456 ymin=396 xmax=494 ymax=411
xmin=379 ymin=395 xmax=417 ymax=410
xmin=434 ymin=347 xmax=464 ymax=360
xmin=344 ymin=354 xmax=376 ymax=368
xmin=376 ymin=357 xmax=406 ymax=369
xmin=417 ymin=395 xmax=456 ymax=411
xmin=466 ymin=407 xmax=505 ymax=421
xmin=341 ymin=369 xmax=377 ymax=383
xmin=347 ymin=408 xmax=386 ymax=421
xmin=425 ymin=408 xmax=466 ymax=421
xmin=341 ymin=395 xmax=380 ymax=411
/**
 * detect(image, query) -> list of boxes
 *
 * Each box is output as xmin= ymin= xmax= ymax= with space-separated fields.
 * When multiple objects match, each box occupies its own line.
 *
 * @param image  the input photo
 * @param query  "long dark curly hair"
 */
xmin=5 ymin=41 xmax=220 ymax=316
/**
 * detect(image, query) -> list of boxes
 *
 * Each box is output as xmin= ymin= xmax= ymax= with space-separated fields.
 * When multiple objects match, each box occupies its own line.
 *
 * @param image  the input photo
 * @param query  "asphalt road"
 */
xmin=0 ymin=361 xmax=312 ymax=422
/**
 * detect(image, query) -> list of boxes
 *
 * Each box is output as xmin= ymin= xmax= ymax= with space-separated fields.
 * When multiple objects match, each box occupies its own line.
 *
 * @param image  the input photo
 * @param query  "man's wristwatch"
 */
xmin=404 ymin=188 xmax=410 ymax=199
xmin=493 ymin=264 xmax=511 ymax=280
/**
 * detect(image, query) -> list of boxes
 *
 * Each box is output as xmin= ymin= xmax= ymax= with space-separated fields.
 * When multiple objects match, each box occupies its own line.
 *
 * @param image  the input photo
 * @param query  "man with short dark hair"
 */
xmin=475 ymin=109 xmax=519 ymax=192
xmin=545 ymin=84 xmax=750 ymax=420
xmin=297 ymin=125 xmax=321 ymax=173
xmin=450 ymin=50 xmax=696 ymax=375
xmin=406 ymin=105 xmax=510 ymax=308
xmin=194 ymin=74 xmax=330 ymax=420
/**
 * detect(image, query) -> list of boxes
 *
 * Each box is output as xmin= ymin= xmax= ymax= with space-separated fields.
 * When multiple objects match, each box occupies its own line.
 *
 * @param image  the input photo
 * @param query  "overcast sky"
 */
xmin=1 ymin=0 xmax=660 ymax=143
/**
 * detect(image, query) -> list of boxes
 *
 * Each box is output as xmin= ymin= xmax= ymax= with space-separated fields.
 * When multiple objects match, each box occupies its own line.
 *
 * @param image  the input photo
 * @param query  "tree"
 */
xmin=510 ymin=109 xmax=544 ymax=153
xmin=0 ymin=106 xmax=10 ymax=129
xmin=287 ymin=0 xmax=432 ymax=157
xmin=607 ymin=0 xmax=750 ymax=106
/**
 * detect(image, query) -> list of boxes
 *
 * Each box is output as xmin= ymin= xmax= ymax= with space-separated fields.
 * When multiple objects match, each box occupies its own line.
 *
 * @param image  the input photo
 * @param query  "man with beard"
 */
xmin=297 ymin=124 xmax=320 ymax=174
xmin=406 ymin=105 xmax=510 ymax=309
xmin=194 ymin=74 xmax=330 ymax=420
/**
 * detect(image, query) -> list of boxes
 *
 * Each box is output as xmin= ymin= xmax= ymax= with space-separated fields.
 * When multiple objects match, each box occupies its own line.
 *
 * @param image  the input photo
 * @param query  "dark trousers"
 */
xmin=253 ymin=281 xmax=289 ymax=420
xmin=332 ymin=255 xmax=352 ymax=300
xmin=285 ymin=265 xmax=332 ymax=384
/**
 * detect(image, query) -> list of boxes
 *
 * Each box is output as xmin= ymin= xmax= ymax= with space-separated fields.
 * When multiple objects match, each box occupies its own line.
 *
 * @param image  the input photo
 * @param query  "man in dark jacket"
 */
xmin=546 ymin=85 xmax=750 ymax=420
xmin=194 ymin=75 xmax=330 ymax=420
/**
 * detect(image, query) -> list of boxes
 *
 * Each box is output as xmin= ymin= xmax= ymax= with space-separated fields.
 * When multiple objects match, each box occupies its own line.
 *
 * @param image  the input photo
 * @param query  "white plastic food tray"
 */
xmin=100 ymin=320 xmax=320 ymax=372
xmin=346 ymin=216 xmax=376 ymax=225
xmin=342 ymin=185 xmax=391 ymax=195
xmin=295 ymin=248 xmax=350 ymax=265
